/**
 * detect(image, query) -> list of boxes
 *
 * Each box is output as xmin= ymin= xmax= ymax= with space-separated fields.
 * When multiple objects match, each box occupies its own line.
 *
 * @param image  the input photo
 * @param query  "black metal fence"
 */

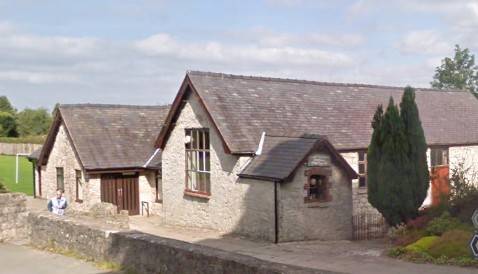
xmin=352 ymin=213 xmax=388 ymax=240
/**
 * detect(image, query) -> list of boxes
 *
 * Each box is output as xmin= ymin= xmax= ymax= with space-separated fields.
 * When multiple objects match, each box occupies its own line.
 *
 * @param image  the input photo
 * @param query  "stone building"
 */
xmin=35 ymin=104 xmax=169 ymax=215
xmin=156 ymin=71 xmax=478 ymax=241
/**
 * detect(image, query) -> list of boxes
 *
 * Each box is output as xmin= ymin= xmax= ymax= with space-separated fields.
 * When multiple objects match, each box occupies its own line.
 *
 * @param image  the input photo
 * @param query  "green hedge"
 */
xmin=0 ymin=135 xmax=45 ymax=144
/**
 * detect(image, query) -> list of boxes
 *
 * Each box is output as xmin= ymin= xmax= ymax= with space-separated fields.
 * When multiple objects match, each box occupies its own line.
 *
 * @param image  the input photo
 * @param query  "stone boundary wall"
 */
xmin=0 ymin=193 xmax=28 ymax=242
xmin=0 ymin=143 xmax=42 ymax=156
xmin=26 ymin=212 xmax=340 ymax=274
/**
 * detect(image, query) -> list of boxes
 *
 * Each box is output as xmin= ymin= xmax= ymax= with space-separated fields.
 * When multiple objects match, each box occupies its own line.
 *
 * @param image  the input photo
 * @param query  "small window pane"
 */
xmin=205 ymin=152 xmax=210 ymax=171
xmin=198 ymin=131 xmax=204 ymax=150
xmin=359 ymin=176 xmax=366 ymax=187
xmin=359 ymin=163 xmax=365 ymax=174
xmin=205 ymin=131 xmax=209 ymax=149
xmin=358 ymin=152 xmax=365 ymax=161
xmin=185 ymin=129 xmax=191 ymax=149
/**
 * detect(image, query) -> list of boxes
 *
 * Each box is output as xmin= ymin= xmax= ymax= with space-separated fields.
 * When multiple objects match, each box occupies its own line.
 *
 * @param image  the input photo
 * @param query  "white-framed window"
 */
xmin=358 ymin=151 xmax=367 ymax=188
xmin=185 ymin=128 xmax=211 ymax=195
xmin=430 ymin=147 xmax=449 ymax=167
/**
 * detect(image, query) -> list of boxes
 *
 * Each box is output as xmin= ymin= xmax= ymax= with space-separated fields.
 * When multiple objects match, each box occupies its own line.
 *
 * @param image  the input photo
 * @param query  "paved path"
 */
xmin=131 ymin=215 xmax=478 ymax=274
xmin=0 ymin=243 xmax=119 ymax=274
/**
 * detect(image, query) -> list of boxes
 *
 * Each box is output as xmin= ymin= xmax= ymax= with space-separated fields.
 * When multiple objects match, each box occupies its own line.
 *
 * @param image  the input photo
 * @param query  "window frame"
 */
xmin=75 ymin=169 xmax=83 ymax=203
xmin=430 ymin=147 xmax=449 ymax=167
xmin=358 ymin=151 xmax=367 ymax=188
xmin=155 ymin=171 xmax=162 ymax=203
xmin=304 ymin=174 xmax=331 ymax=203
xmin=184 ymin=128 xmax=211 ymax=197
xmin=56 ymin=167 xmax=64 ymax=191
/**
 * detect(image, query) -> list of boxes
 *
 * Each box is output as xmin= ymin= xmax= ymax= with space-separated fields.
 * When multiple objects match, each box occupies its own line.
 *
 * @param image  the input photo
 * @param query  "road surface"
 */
xmin=0 ymin=243 xmax=120 ymax=274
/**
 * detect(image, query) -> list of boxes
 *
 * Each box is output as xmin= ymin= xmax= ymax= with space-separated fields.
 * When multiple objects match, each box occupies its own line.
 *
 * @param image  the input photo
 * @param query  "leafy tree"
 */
xmin=0 ymin=111 xmax=18 ymax=137
xmin=431 ymin=45 xmax=478 ymax=96
xmin=0 ymin=96 xmax=16 ymax=114
xmin=368 ymin=90 xmax=429 ymax=226
xmin=16 ymin=108 xmax=52 ymax=136
xmin=400 ymin=87 xmax=430 ymax=212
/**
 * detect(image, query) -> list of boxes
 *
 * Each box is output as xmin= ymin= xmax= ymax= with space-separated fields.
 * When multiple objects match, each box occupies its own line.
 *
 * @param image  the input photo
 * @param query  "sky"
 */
xmin=1 ymin=0 xmax=478 ymax=110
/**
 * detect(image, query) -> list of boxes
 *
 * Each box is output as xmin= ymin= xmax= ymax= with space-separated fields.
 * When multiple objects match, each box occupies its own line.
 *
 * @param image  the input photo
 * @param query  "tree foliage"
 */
xmin=0 ymin=96 xmax=15 ymax=114
xmin=400 ymin=87 xmax=430 ymax=211
xmin=431 ymin=45 xmax=478 ymax=96
xmin=0 ymin=111 xmax=18 ymax=137
xmin=0 ymin=95 xmax=52 ymax=137
xmin=16 ymin=108 xmax=52 ymax=136
xmin=368 ymin=88 xmax=430 ymax=226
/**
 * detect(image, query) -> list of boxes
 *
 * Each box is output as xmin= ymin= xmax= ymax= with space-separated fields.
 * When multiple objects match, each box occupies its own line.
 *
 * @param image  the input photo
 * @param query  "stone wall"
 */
xmin=0 ymin=193 xmax=28 ymax=242
xmin=26 ymin=212 xmax=336 ymax=274
xmin=0 ymin=142 xmax=42 ymax=155
xmin=341 ymin=152 xmax=381 ymax=216
xmin=161 ymin=92 xmax=275 ymax=238
xmin=40 ymin=124 xmax=83 ymax=204
xmin=279 ymin=151 xmax=353 ymax=241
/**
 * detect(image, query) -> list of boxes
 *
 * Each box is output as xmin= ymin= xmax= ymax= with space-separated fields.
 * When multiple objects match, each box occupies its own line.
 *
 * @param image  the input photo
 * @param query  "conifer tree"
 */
xmin=400 ymin=87 xmax=430 ymax=212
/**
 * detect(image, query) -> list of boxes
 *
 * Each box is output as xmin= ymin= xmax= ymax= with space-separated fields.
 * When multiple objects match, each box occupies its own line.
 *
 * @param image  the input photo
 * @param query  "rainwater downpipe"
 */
xmin=274 ymin=181 xmax=279 ymax=244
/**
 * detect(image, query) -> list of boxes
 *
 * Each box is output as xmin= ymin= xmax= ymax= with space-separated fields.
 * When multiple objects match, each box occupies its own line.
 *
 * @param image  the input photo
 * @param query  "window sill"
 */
xmin=305 ymin=201 xmax=332 ymax=208
xmin=356 ymin=187 xmax=368 ymax=194
xmin=184 ymin=190 xmax=210 ymax=200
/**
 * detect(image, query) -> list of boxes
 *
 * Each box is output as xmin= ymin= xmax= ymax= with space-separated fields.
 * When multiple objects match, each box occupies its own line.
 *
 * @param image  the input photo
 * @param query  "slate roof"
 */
xmin=39 ymin=104 xmax=170 ymax=171
xmin=158 ymin=71 xmax=478 ymax=153
xmin=238 ymin=135 xmax=357 ymax=182
xmin=28 ymin=146 xmax=42 ymax=161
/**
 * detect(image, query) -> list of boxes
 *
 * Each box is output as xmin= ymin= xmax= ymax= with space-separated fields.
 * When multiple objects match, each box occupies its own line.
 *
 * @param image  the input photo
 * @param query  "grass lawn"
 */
xmin=0 ymin=155 xmax=34 ymax=195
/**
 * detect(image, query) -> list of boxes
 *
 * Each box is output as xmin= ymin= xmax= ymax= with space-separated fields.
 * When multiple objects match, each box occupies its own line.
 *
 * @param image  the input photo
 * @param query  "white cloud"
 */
xmin=0 ymin=70 xmax=79 ymax=84
xmin=135 ymin=33 xmax=355 ymax=67
xmin=398 ymin=30 xmax=451 ymax=55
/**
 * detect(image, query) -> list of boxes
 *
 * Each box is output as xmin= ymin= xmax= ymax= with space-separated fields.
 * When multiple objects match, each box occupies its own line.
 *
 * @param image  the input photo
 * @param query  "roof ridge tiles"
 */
xmin=187 ymin=70 xmax=465 ymax=93
xmin=59 ymin=103 xmax=171 ymax=109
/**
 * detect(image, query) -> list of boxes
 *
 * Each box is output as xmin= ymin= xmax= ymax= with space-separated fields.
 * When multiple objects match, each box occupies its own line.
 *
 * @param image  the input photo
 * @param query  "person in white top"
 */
xmin=47 ymin=189 xmax=68 ymax=215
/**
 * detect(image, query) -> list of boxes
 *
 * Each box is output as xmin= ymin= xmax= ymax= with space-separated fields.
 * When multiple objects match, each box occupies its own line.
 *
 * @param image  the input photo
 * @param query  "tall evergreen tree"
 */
xmin=367 ymin=105 xmax=383 ymax=209
xmin=368 ymin=92 xmax=429 ymax=226
xmin=370 ymin=98 xmax=413 ymax=226
xmin=400 ymin=87 xmax=430 ymax=212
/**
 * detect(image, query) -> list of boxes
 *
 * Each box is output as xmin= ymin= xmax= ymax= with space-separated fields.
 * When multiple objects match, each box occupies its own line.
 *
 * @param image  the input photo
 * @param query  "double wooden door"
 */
xmin=100 ymin=174 xmax=139 ymax=215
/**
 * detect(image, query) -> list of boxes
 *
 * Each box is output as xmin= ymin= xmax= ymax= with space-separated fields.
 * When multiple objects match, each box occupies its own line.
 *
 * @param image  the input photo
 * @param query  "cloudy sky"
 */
xmin=1 ymin=0 xmax=478 ymax=110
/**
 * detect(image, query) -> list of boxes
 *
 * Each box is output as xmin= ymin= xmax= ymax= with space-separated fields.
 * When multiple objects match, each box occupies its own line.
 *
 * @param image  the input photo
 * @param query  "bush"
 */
xmin=448 ymin=161 xmax=478 ymax=223
xmin=425 ymin=212 xmax=467 ymax=236
xmin=427 ymin=229 xmax=473 ymax=259
xmin=0 ymin=179 xmax=8 ymax=193
xmin=406 ymin=215 xmax=431 ymax=229
xmin=405 ymin=236 xmax=439 ymax=253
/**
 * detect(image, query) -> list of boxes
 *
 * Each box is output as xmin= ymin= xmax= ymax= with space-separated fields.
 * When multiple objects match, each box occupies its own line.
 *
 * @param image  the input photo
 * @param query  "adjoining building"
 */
xmin=155 ymin=71 xmax=478 ymax=242
xmin=35 ymin=104 xmax=169 ymax=215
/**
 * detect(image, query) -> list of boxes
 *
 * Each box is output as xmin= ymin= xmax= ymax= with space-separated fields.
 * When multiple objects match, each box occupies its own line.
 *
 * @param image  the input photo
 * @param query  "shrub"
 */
xmin=425 ymin=212 xmax=466 ymax=236
xmin=448 ymin=161 xmax=478 ymax=223
xmin=406 ymin=215 xmax=431 ymax=229
xmin=0 ymin=180 xmax=8 ymax=193
xmin=405 ymin=236 xmax=439 ymax=253
xmin=427 ymin=229 xmax=473 ymax=259
xmin=392 ymin=228 xmax=426 ymax=247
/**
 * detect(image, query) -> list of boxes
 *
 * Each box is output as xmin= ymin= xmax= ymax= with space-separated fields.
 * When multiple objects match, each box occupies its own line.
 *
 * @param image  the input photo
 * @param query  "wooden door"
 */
xmin=430 ymin=166 xmax=450 ymax=206
xmin=101 ymin=174 xmax=139 ymax=215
